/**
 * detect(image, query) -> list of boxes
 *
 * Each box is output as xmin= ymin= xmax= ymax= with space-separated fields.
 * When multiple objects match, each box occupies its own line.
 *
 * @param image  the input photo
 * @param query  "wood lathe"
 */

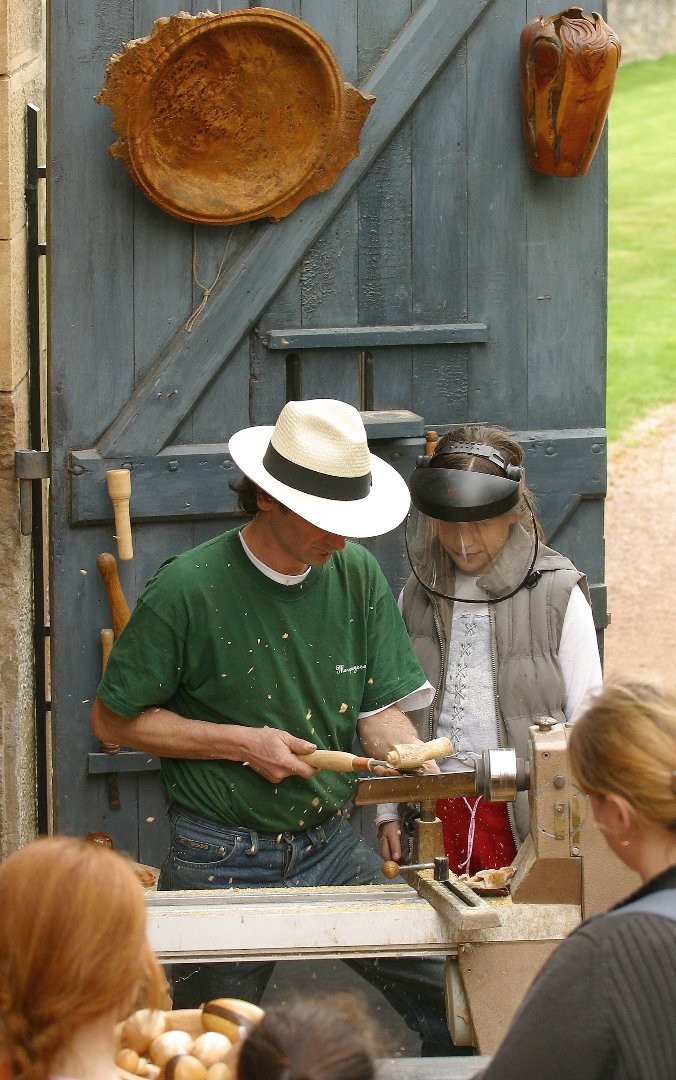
xmin=145 ymin=720 xmax=633 ymax=1055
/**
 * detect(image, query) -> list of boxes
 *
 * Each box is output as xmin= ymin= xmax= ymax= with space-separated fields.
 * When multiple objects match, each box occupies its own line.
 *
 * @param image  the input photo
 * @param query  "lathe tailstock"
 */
xmin=145 ymin=721 xmax=638 ymax=1055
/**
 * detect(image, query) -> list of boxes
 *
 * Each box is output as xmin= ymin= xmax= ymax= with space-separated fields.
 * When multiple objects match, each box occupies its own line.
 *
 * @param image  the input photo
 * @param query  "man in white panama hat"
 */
xmin=92 ymin=399 xmax=457 ymax=1056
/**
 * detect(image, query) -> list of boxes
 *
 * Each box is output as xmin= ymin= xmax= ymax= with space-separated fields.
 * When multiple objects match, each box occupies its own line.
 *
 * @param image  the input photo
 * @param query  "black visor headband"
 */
xmin=410 ymin=468 xmax=521 ymax=521
xmin=410 ymin=442 xmax=523 ymax=522
xmin=429 ymin=441 xmax=523 ymax=481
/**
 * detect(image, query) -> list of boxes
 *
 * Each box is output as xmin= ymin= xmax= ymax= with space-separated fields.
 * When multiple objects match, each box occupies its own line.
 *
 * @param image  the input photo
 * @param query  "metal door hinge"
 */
xmin=15 ymin=449 xmax=51 ymax=535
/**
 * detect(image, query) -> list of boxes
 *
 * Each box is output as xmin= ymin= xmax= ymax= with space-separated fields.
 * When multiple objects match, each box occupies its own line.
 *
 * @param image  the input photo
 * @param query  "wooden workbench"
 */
xmin=377 ymin=1058 xmax=490 ymax=1077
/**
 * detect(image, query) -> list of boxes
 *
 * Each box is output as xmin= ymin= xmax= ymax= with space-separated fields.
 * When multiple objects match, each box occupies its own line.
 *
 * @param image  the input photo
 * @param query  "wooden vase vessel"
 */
xmin=520 ymin=7 xmax=621 ymax=177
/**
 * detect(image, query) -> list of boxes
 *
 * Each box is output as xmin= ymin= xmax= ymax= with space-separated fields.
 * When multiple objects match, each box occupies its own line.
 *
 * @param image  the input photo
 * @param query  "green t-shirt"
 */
xmin=98 ymin=529 xmax=426 ymax=832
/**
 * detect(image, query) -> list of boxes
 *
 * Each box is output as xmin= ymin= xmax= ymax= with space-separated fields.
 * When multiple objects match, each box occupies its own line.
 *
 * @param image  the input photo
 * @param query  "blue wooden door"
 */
xmin=47 ymin=0 xmax=607 ymax=864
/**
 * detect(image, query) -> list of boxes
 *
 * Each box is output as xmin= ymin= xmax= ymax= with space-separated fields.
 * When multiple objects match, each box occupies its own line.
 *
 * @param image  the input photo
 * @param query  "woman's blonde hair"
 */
xmin=568 ymin=676 xmax=676 ymax=830
xmin=0 ymin=836 xmax=166 ymax=1080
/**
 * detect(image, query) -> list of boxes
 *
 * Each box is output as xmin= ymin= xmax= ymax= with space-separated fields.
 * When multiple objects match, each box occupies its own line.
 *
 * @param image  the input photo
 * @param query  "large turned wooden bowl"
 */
xmin=96 ymin=8 xmax=374 ymax=224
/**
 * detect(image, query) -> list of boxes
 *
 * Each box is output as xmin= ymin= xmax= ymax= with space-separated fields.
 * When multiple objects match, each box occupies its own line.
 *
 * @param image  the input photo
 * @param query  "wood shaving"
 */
xmin=460 ymin=866 xmax=515 ymax=889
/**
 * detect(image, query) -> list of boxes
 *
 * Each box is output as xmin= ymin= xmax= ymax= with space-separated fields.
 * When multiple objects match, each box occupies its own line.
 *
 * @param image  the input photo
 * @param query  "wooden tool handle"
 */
xmin=100 ymin=626 xmax=114 ymax=670
xmin=386 ymin=736 xmax=453 ymax=769
xmin=425 ymin=429 xmax=439 ymax=455
xmin=99 ymin=627 xmax=120 ymax=754
xmin=297 ymin=749 xmax=368 ymax=772
xmin=106 ymin=468 xmax=133 ymax=561
xmin=96 ymin=552 xmax=131 ymax=639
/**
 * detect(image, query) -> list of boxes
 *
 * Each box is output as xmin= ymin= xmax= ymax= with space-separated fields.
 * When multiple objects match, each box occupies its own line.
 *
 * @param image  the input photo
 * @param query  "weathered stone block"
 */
xmin=0 ymin=57 xmax=44 ymax=240
xmin=0 ymin=0 xmax=42 ymax=76
xmin=0 ymin=380 xmax=37 ymax=857
xmin=0 ymin=230 xmax=29 ymax=392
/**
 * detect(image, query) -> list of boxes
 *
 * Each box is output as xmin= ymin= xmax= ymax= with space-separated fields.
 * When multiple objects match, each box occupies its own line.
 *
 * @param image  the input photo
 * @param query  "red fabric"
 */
xmin=436 ymin=795 xmax=517 ymax=876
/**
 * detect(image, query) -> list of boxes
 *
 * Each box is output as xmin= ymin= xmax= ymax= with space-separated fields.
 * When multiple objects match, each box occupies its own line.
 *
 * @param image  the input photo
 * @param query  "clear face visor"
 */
xmin=406 ymin=469 xmax=539 ymax=603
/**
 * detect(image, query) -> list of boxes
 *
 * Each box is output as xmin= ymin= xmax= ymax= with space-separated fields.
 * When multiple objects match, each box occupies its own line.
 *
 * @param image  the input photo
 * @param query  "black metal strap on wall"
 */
xmin=23 ymin=102 xmax=49 ymax=833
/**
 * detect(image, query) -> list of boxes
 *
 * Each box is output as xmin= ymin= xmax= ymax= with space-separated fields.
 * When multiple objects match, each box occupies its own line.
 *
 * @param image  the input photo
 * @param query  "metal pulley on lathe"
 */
xmin=474 ymin=747 xmax=530 ymax=802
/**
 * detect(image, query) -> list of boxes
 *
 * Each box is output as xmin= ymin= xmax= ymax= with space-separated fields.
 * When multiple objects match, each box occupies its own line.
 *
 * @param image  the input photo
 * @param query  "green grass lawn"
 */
xmin=607 ymin=53 xmax=676 ymax=440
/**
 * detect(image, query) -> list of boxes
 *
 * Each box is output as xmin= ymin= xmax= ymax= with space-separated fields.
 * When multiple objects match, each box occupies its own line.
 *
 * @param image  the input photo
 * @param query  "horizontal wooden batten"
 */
xmin=69 ymin=426 xmax=604 ymax=528
xmin=69 ymin=412 xmax=424 ymax=525
xmin=88 ymin=751 xmax=160 ymax=774
xmin=359 ymin=409 xmax=424 ymax=439
xmin=70 ymin=445 xmax=240 ymax=525
xmin=263 ymin=324 xmax=489 ymax=349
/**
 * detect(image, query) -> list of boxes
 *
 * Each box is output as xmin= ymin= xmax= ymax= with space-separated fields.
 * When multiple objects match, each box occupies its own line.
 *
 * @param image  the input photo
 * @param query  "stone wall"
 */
xmin=0 ymin=0 xmax=44 ymax=856
xmin=606 ymin=1 xmax=676 ymax=63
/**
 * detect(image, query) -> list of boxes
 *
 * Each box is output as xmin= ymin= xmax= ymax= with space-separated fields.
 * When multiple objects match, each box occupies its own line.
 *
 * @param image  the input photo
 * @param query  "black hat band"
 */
xmin=263 ymin=442 xmax=372 ymax=501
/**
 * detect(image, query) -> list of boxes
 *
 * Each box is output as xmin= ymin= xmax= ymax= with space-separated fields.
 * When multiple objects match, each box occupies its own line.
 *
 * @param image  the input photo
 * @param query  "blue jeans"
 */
xmin=159 ymin=804 xmax=461 ymax=1055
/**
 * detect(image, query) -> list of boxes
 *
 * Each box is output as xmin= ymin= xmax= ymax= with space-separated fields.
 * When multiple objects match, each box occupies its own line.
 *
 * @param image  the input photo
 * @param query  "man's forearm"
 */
xmin=91 ymin=696 xmax=318 ymax=782
xmin=91 ymin=695 xmax=254 ymax=760
xmin=357 ymin=705 xmax=424 ymax=759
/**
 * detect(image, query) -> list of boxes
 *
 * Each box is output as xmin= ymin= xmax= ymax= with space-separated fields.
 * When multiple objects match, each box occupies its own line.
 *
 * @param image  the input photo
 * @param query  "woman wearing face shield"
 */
xmin=377 ymin=424 xmax=602 ymax=875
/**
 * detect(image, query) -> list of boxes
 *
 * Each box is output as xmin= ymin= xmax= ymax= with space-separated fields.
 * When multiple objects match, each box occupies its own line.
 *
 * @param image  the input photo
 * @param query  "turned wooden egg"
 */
xmin=120 ymin=1009 xmax=169 ymax=1054
xmin=148 ymin=1029 xmax=194 ymax=1067
xmin=116 ymin=1047 xmax=141 ymax=1073
xmin=164 ymin=1054 xmax=208 ymax=1080
xmin=191 ymin=1031 xmax=232 ymax=1067
xmin=205 ymin=1064 xmax=232 ymax=1080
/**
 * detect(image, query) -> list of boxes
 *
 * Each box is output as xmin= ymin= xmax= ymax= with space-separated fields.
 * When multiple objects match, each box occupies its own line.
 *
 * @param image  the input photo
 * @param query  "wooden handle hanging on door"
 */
xmin=100 ymin=626 xmax=115 ymax=669
xmin=99 ymin=628 xmax=120 ymax=755
xmin=105 ymin=468 xmax=133 ymax=561
xmin=96 ymin=555 xmax=132 ymax=810
xmin=425 ymin=430 xmax=439 ymax=455
xmin=99 ymin=626 xmax=121 ymax=808
xmin=96 ymin=552 xmax=131 ymax=639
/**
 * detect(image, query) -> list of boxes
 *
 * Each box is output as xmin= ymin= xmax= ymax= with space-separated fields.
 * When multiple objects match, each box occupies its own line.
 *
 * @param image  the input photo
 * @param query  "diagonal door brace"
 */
xmin=95 ymin=0 xmax=497 ymax=459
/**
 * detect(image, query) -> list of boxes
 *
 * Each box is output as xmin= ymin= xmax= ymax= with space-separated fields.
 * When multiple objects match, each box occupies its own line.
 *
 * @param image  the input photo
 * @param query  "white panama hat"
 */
xmin=228 ymin=399 xmax=411 ymax=537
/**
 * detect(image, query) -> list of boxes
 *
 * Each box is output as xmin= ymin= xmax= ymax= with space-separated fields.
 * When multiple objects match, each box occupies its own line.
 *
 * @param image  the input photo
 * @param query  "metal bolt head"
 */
xmin=537 ymin=716 xmax=556 ymax=731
